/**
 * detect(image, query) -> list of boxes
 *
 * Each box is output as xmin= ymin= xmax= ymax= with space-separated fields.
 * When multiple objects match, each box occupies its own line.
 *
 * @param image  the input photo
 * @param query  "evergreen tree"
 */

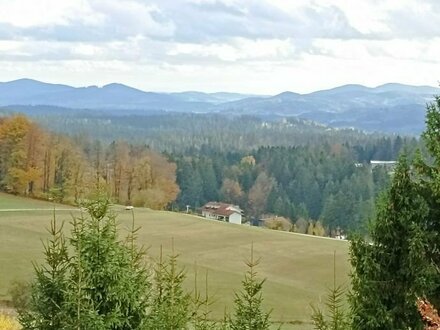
xmin=414 ymin=95 xmax=440 ymax=306
xmin=20 ymin=196 xmax=151 ymax=330
xmin=19 ymin=215 xmax=69 ymax=329
xmin=229 ymin=248 xmax=271 ymax=330
xmin=350 ymin=155 xmax=434 ymax=329
xmin=147 ymin=246 xmax=191 ymax=329
xmin=66 ymin=197 xmax=151 ymax=329
xmin=311 ymin=253 xmax=349 ymax=330
xmin=191 ymin=269 xmax=218 ymax=330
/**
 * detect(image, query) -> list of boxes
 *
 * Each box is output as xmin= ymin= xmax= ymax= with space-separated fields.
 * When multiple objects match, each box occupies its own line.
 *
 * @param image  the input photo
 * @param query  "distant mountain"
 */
xmin=0 ymin=78 xmax=438 ymax=134
xmin=0 ymin=79 xmax=254 ymax=112
xmin=214 ymin=83 xmax=439 ymax=134
xmin=171 ymin=91 xmax=264 ymax=104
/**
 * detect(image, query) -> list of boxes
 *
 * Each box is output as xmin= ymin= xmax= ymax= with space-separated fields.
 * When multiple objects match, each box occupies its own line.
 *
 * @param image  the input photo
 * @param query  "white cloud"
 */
xmin=0 ymin=0 xmax=439 ymax=93
xmin=0 ymin=0 xmax=97 ymax=28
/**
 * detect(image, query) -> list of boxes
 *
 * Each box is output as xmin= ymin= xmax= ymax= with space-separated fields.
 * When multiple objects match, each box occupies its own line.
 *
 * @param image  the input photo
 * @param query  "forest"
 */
xmin=0 ymin=111 xmax=423 ymax=235
xmin=0 ymin=115 xmax=179 ymax=209
xmin=4 ymin=95 xmax=440 ymax=329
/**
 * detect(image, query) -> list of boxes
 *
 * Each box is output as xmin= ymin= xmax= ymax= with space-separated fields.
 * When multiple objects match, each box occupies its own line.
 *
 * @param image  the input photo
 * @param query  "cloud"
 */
xmin=0 ymin=0 xmax=360 ymax=43
xmin=156 ymin=0 xmax=361 ymax=42
xmin=0 ymin=0 xmax=174 ymax=42
xmin=0 ymin=0 xmax=439 ymax=93
xmin=383 ymin=2 xmax=440 ymax=39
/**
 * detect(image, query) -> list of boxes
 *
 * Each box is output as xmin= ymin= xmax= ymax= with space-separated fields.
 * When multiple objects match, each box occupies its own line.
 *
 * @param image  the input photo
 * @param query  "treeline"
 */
xmin=0 ymin=115 xmax=178 ymax=208
xmin=25 ymin=111 xmax=407 ymax=152
xmin=172 ymin=137 xmax=418 ymax=233
xmin=0 ymin=113 xmax=422 ymax=233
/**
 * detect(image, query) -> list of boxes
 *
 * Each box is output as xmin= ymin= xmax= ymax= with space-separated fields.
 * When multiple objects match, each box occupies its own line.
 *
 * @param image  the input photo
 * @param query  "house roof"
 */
xmin=202 ymin=202 xmax=242 ymax=217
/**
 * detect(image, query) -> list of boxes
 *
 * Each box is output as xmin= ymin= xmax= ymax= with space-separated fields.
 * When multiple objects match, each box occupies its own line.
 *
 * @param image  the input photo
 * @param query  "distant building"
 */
xmin=370 ymin=160 xmax=397 ymax=174
xmin=250 ymin=217 xmax=265 ymax=227
xmin=370 ymin=160 xmax=397 ymax=169
xmin=201 ymin=202 xmax=243 ymax=225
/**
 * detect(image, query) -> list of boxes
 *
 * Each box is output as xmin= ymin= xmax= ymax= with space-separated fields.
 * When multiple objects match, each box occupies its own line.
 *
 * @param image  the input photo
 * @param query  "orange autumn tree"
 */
xmin=0 ymin=115 xmax=44 ymax=195
xmin=0 ymin=115 xmax=179 ymax=208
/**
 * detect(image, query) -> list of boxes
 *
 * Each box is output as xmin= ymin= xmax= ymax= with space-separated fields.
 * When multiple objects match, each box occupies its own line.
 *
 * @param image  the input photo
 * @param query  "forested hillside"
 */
xmin=0 ymin=112 xmax=421 ymax=234
xmin=171 ymin=140 xmax=417 ymax=234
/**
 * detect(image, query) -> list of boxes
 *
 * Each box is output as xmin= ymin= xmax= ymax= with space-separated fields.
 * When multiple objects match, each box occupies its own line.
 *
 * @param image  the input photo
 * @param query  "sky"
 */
xmin=0 ymin=0 xmax=439 ymax=94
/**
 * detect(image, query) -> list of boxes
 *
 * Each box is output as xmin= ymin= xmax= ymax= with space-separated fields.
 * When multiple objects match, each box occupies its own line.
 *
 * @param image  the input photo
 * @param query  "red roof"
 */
xmin=202 ymin=202 xmax=242 ymax=217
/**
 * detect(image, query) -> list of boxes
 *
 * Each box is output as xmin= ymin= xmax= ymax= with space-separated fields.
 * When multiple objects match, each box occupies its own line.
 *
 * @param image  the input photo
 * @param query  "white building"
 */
xmin=201 ymin=202 xmax=243 ymax=225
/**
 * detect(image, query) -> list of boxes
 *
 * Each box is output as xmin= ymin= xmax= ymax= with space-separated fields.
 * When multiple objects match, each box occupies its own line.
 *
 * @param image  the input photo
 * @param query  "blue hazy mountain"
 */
xmin=0 ymin=79 xmax=254 ymax=111
xmin=0 ymin=78 xmax=438 ymax=133
xmin=214 ymin=83 xmax=439 ymax=134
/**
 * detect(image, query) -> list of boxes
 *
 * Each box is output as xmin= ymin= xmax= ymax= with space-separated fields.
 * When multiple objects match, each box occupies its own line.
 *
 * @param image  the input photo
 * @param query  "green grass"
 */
xmin=0 ymin=193 xmax=350 ymax=329
xmin=0 ymin=192 xmax=73 ymax=210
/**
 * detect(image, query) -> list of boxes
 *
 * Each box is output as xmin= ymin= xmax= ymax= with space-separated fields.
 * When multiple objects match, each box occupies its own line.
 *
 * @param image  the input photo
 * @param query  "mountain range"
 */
xmin=1 ymin=78 xmax=439 ymax=134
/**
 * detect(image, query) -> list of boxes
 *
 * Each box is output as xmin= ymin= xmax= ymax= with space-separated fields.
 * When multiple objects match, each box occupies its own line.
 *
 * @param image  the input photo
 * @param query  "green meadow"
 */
xmin=0 ymin=193 xmax=350 ymax=328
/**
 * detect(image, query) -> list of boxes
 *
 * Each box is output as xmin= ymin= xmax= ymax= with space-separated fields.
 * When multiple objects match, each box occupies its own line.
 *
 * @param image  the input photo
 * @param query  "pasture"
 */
xmin=0 ymin=193 xmax=350 ymax=329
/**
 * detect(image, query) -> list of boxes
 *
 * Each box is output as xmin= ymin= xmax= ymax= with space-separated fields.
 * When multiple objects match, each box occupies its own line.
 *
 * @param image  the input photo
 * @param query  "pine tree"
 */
xmin=350 ymin=155 xmax=434 ymax=329
xmin=414 ymin=95 xmax=440 ymax=307
xmin=229 ymin=247 xmax=271 ymax=330
xmin=191 ymin=268 xmax=218 ymax=330
xmin=19 ymin=214 xmax=69 ymax=329
xmin=65 ymin=196 xmax=150 ymax=329
xmin=311 ymin=252 xmax=349 ymax=330
xmin=147 ymin=245 xmax=191 ymax=329
xmin=20 ymin=196 xmax=151 ymax=330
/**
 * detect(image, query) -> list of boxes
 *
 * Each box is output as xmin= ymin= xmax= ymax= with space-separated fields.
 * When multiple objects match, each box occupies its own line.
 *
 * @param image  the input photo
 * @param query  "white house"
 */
xmin=201 ymin=202 xmax=243 ymax=225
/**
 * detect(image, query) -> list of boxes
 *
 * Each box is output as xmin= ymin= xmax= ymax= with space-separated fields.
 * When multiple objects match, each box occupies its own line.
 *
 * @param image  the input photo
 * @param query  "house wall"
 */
xmin=229 ymin=213 xmax=242 ymax=225
xmin=202 ymin=211 xmax=216 ymax=219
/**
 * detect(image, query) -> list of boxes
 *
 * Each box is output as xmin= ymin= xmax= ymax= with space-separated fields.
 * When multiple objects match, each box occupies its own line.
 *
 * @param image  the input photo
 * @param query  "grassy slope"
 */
xmin=0 ymin=193 xmax=350 ymax=328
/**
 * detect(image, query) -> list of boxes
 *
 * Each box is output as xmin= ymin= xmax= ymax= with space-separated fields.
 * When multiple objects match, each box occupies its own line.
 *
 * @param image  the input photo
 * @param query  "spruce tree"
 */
xmin=147 ymin=245 xmax=191 ymax=329
xmin=66 ymin=197 xmax=150 ymax=329
xmin=414 ymin=95 xmax=440 ymax=307
xmin=19 ymin=215 xmax=69 ymax=329
xmin=229 ymin=247 xmax=271 ymax=330
xmin=20 ymin=196 xmax=151 ymax=330
xmin=311 ymin=252 xmax=349 ymax=330
xmin=350 ymin=155 xmax=434 ymax=329
xmin=191 ymin=268 xmax=218 ymax=330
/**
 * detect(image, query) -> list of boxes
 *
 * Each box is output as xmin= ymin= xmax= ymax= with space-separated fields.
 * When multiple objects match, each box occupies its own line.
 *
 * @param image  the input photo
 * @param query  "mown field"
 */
xmin=0 ymin=193 xmax=350 ymax=329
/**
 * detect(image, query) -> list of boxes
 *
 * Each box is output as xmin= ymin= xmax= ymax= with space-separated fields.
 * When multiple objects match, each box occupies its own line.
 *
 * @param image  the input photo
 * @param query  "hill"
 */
xmin=0 ymin=193 xmax=349 ymax=328
xmin=0 ymin=79 xmax=253 ymax=113
xmin=215 ymin=83 xmax=439 ymax=134
xmin=1 ymin=78 xmax=438 ymax=134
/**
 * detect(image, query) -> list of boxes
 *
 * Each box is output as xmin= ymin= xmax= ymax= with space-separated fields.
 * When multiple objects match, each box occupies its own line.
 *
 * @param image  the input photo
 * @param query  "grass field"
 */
xmin=0 ymin=192 xmax=350 ymax=329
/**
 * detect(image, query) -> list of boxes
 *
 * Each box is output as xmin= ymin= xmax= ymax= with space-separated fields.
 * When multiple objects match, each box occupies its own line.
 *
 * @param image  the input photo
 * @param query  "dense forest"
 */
xmin=0 ymin=112 xmax=422 ymax=234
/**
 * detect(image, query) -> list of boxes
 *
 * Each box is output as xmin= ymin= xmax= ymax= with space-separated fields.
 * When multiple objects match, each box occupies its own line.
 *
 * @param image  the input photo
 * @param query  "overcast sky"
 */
xmin=0 ymin=0 xmax=439 ymax=94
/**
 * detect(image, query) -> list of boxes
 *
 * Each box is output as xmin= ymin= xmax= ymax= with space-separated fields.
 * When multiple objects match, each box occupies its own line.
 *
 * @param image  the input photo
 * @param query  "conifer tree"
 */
xmin=229 ymin=247 xmax=271 ymax=330
xmin=413 ymin=95 xmax=440 ymax=307
xmin=350 ymin=155 xmax=434 ymax=329
xmin=311 ymin=252 xmax=349 ymax=330
xmin=20 ymin=196 xmax=151 ymax=330
xmin=191 ymin=268 xmax=218 ymax=330
xmin=19 ymin=215 xmax=69 ymax=329
xmin=147 ymin=245 xmax=191 ymax=329
xmin=66 ymin=196 xmax=151 ymax=329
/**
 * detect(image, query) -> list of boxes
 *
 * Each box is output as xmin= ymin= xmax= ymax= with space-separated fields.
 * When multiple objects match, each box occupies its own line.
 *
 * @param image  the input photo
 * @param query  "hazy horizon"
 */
xmin=2 ymin=77 xmax=439 ymax=96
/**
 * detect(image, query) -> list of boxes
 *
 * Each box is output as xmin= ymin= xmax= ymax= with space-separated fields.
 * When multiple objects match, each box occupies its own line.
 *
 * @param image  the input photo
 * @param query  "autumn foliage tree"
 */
xmin=0 ymin=115 xmax=179 ymax=208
